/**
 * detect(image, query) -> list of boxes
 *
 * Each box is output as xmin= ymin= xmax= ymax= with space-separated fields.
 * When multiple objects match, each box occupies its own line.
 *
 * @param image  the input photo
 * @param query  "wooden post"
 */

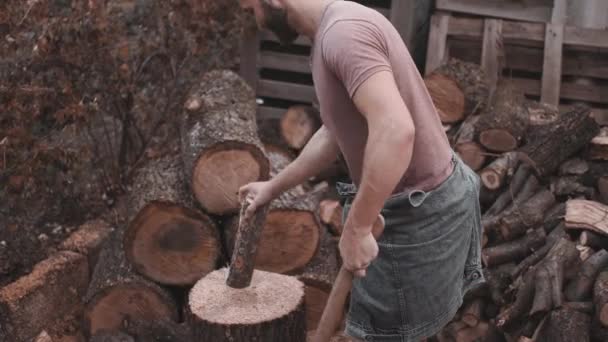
xmin=425 ymin=13 xmax=450 ymax=75
xmin=540 ymin=24 xmax=564 ymax=106
xmin=481 ymin=19 xmax=503 ymax=101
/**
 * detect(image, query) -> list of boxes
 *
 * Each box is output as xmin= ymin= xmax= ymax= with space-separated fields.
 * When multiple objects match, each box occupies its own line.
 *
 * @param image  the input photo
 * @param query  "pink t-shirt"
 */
xmin=311 ymin=1 xmax=453 ymax=193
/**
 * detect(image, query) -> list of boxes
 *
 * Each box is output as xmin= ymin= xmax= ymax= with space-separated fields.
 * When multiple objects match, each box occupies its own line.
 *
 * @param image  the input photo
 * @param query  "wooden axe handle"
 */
xmin=312 ymin=215 xmax=386 ymax=342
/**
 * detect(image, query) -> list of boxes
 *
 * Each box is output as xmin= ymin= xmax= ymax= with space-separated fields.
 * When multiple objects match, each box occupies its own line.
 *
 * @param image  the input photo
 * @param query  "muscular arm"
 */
xmin=268 ymin=125 xmax=340 ymax=196
xmin=345 ymin=71 xmax=416 ymax=236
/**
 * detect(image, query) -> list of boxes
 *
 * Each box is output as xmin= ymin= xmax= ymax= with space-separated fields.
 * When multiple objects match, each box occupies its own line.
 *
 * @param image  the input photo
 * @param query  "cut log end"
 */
xmin=280 ymin=105 xmax=320 ymax=150
xmin=424 ymin=72 xmax=466 ymax=124
xmin=481 ymin=170 xmax=501 ymax=190
xmin=189 ymin=268 xmax=306 ymax=341
xmin=192 ymin=142 xmax=269 ymax=215
xmin=85 ymin=285 xmax=178 ymax=336
xmin=124 ymin=201 xmax=221 ymax=286
xmin=479 ymin=129 xmax=518 ymax=152
xmin=455 ymin=142 xmax=486 ymax=171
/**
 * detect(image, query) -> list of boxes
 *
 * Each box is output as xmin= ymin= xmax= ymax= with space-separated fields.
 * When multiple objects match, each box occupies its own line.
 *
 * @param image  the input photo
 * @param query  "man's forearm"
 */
xmin=269 ymin=125 xmax=339 ymax=196
xmin=345 ymin=121 xmax=415 ymax=235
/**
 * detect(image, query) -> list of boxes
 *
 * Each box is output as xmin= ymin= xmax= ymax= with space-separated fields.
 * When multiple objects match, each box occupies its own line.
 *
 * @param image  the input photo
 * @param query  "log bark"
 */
xmin=480 ymin=152 xmax=520 ymax=190
xmin=424 ymin=72 xmax=466 ymax=123
xmin=565 ymin=249 xmax=608 ymax=301
xmin=579 ymin=230 xmax=608 ymax=250
xmin=224 ymin=149 xmax=321 ymax=274
xmin=542 ymin=202 xmax=566 ymax=233
xmin=280 ymin=105 xmax=321 ymax=150
xmin=563 ymin=301 xmax=595 ymax=314
xmin=124 ymin=154 xmax=222 ymax=286
xmin=122 ymin=318 xmax=192 ymax=342
xmin=591 ymin=320 xmax=608 ymax=342
xmin=536 ymin=308 xmax=591 ymax=342
xmin=89 ymin=330 xmax=134 ymax=342
xmin=565 ymin=199 xmax=608 ymax=236
xmin=319 ymin=199 xmax=343 ymax=236
xmin=180 ymin=69 xmax=270 ymax=215
xmin=510 ymin=224 xmax=566 ymax=280
xmin=84 ymin=229 xmax=179 ymax=337
xmin=559 ymin=158 xmax=589 ymax=176
xmin=454 ymin=115 xmax=487 ymax=171
xmin=477 ymin=80 xmax=529 ymax=152
xmin=551 ymin=176 xmax=595 ymax=198
xmin=589 ymin=127 xmax=608 ymax=161
xmin=482 ymin=228 xmax=546 ymax=267
xmin=226 ymin=201 xmax=269 ymax=288
xmin=594 ymin=271 xmax=608 ymax=328
xmin=498 ymin=189 xmax=556 ymax=241
xmin=484 ymin=164 xmax=531 ymax=218
xmin=188 ymin=268 xmax=306 ymax=342
xmin=518 ymin=105 xmax=600 ymax=178
xmin=59 ymin=219 xmax=112 ymax=273
xmin=434 ymin=58 xmax=489 ymax=116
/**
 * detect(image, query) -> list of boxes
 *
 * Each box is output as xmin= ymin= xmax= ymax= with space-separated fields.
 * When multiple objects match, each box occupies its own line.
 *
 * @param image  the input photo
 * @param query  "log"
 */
xmin=123 ymin=155 xmax=222 ymax=286
xmin=480 ymin=152 xmax=520 ymax=190
xmin=0 ymin=251 xmax=89 ymax=341
xmin=180 ymin=69 xmax=270 ymax=215
xmin=579 ymin=230 xmax=608 ymax=250
xmin=89 ymin=331 xmax=134 ymax=342
xmin=461 ymin=298 xmax=485 ymax=327
xmin=477 ymin=80 xmax=530 ymax=152
xmin=188 ymin=268 xmax=306 ymax=342
xmin=484 ymin=263 xmax=516 ymax=306
xmin=536 ymin=308 xmax=591 ymax=342
xmin=59 ymin=219 xmax=112 ymax=273
xmin=454 ymin=115 xmax=487 ymax=171
xmin=594 ymin=271 xmax=608 ymax=328
xmin=563 ymin=301 xmax=595 ymax=314
xmin=589 ymin=127 xmax=608 ymax=161
xmin=482 ymin=228 xmax=546 ymax=267
xmin=518 ymin=105 xmax=599 ymax=178
xmin=498 ymin=189 xmax=556 ymax=241
xmin=319 ymin=199 xmax=343 ymax=236
xmin=434 ymin=58 xmax=489 ymax=116
xmin=484 ymin=164 xmax=531 ymax=218
xmin=122 ymin=318 xmax=192 ymax=342
xmin=550 ymin=176 xmax=595 ymax=198
xmin=591 ymin=320 xmax=608 ymax=342
xmin=453 ymin=321 xmax=494 ymax=342
xmin=542 ymin=202 xmax=566 ymax=233
xmin=297 ymin=230 xmax=340 ymax=332
xmin=565 ymin=199 xmax=608 ymax=236
xmin=280 ymin=105 xmax=321 ymax=150
xmin=424 ymin=72 xmax=466 ymax=123
xmin=577 ymin=245 xmax=594 ymax=262
xmin=600 ymin=176 xmax=608 ymax=205
xmin=559 ymin=158 xmax=589 ymax=176
xmin=565 ymin=249 xmax=608 ymax=301
xmin=84 ymin=229 xmax=179 ymax=336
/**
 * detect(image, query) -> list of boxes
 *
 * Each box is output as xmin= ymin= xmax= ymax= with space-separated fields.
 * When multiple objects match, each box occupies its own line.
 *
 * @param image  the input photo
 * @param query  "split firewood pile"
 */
xmin=418 ymin=58 xmax=608 ymax=342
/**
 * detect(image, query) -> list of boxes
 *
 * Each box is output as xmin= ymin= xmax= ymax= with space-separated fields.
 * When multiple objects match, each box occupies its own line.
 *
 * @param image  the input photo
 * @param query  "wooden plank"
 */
xmin=259 ymin=51 xmax=310 ymax=74
xmin=448 ymin=39 xmax=608 ymax=79
xmin=390 ymin=0 xmax=415 ymax=44
xmin=448 ymin=16 xmax=608 ymax=50
xmin=551 ymin=0 xmax=568 ymax=25
xmin=435 ymin=0 xmax=552 ymax=23
xmin=541 ymin=23 xmax=564 ymax=106
xmin=425 ymin=13 xmax=450 ymax=75
xmin=257 ymin=79 xmax=316 ymax=103
xmin=239 ymin=28 xmax=260 ymax=89
xmin=481 ymin=19 xmax=503 ymax=99
xmin=511 ymin=78 xmax=608 ymax=104
xmin=257 ymin=106 xmax=286 ymax=120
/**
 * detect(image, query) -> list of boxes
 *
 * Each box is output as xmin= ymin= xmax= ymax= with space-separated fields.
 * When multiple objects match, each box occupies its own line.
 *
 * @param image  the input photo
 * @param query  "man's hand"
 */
xmin=238 ymin=181 xmax=276 ymax=219
xmin=339 ymin=227 xmax=379 ymax=278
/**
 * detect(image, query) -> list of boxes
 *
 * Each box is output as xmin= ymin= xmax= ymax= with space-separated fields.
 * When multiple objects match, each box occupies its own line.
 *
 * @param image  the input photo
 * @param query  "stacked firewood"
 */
xmin=78 ymin=69 xmax=343 ymax=341
xmin=425 ymin=59 xmax=608 ymax=342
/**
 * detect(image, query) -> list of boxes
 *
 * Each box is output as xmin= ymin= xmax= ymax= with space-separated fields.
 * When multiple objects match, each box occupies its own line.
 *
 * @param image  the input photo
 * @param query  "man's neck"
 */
xmin=286 ymin=0 xmax=337 ymax=40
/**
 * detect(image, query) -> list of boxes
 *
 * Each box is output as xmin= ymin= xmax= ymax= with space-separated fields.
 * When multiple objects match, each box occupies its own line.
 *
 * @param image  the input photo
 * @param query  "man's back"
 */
xmin=311 ymin=1 xmax=453 ymax=193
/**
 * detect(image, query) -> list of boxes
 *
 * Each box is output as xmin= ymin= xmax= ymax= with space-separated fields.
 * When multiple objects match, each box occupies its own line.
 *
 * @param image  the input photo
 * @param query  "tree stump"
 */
xmin=280 ymin=105 xmax=321 ymax=150
xmin=188 ymin=268 xmax=306 ymax=342
xmin=123 ymin=154 xmax=222 ymax=286
xmin=84 ymin=229 xmax=179 ymax=337
xmin=477 ymin=80 xmax=529 ymax=152
xmin=180 ymin=69 xmax=270 ymax=215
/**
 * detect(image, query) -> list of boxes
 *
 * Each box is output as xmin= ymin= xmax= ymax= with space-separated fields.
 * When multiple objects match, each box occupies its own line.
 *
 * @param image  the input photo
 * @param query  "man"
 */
xmin=237 ymin=1 xmax=484 ymax=341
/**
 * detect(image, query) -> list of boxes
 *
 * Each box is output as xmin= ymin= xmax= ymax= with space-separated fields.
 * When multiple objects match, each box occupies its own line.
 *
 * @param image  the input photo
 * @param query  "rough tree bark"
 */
xmin=180 ymin=69 xmax=270 ymax=215
xmin=280 ymin=105 xmax=321 ymax=150
xmin=454 ymin=114 xmax=487 ymax=171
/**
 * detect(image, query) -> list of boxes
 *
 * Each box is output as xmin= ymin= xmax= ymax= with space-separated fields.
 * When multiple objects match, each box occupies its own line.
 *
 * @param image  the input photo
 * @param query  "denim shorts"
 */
xmin=338 ymin=152 xmax=485 ymax=342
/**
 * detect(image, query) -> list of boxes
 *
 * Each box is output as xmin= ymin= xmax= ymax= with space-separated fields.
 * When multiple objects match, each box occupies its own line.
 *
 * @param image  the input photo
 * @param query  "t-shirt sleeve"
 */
xmin=321 ymin=19 xmax=392 ymax=98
